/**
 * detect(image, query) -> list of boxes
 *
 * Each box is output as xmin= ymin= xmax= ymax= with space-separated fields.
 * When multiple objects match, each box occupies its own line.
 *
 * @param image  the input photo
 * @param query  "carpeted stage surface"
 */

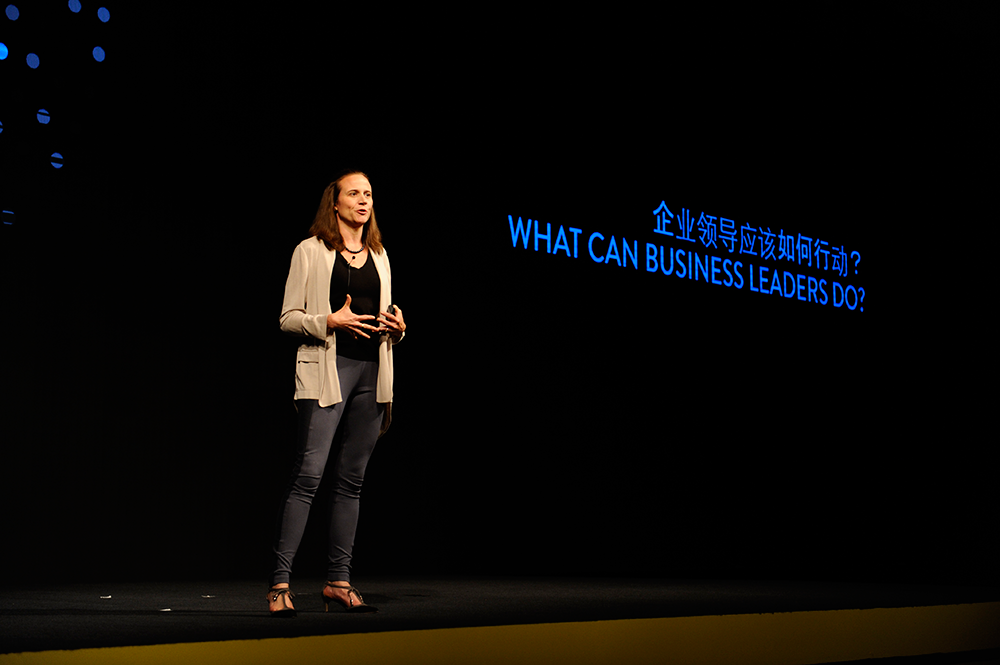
xmin=1 ymin=577 xmax=998 ymax=664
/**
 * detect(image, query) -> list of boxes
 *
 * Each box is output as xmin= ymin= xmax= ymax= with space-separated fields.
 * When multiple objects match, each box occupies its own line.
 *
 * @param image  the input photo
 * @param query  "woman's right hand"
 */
xmin=327 ymin=294 xmax=378 ymax=338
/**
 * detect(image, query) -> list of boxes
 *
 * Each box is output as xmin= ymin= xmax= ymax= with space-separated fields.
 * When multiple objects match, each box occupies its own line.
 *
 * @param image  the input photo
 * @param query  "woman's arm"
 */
xmin=374 ymin=249 xmax=405 ymax=343
xmin=279 ymin=244 xmax=328 ymax=340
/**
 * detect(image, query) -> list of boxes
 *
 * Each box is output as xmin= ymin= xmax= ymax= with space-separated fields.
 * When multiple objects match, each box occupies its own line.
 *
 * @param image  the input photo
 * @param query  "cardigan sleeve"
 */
xmin=279 ymin=242 xmax=328 ymax=340
xmin=380 ymin=249 xmax=404 ymax=345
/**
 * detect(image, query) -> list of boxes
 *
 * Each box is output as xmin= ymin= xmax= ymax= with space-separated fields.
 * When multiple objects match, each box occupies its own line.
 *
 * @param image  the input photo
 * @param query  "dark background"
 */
xmin=1 ymin=6 xmax=994 ymax=586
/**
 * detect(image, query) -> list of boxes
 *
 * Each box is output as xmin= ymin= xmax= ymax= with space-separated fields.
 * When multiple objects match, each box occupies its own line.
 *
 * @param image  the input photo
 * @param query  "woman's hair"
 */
xmin=308 ymin=170 xmax=384 ymax=253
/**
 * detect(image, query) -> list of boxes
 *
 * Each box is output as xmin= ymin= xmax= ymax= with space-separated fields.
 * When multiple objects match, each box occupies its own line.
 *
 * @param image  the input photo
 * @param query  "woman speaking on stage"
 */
xmin=267 ymin=170 xmax=405 ymax=616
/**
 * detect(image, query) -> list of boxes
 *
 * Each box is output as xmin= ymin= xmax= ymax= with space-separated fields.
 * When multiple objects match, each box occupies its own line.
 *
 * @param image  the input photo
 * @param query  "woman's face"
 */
xmin=334 ymin=174 xmax=372 ymax=228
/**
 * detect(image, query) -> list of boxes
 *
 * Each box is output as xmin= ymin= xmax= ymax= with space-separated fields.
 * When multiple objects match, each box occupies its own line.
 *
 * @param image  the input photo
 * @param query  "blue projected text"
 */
xmin=509 ymin=208 xmax=865 ymax=313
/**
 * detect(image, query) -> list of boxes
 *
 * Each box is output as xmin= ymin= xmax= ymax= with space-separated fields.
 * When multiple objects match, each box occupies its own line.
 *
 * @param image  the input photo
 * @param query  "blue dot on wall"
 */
xmin=98 ymin=6 xmax=109 ymax=22
xmin=68 ymin=0 xmax=81 ymax=13
xmin=26 ymin=52 xmax=38 ymax=68
xmin=93 ymin=46 xmax=105 ymax=62
xmin=5 ymin=4 xmax=18 ymax=20
xmin=37 ymin=109 xmax=51 ymax=124
xmin=51 ymin=152 xmax=64 ymax=169
xmin=0 ymin=42 xmax=8 ymax=60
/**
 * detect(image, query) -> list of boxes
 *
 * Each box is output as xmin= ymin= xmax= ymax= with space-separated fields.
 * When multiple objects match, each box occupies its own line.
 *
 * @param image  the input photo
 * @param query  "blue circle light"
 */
xmin=68 ymin=0 xmax=81 ymax=13
xmin=26 ymin=52 xmax=38 ymax=68
xmin=92 ymin=46 xmax=105 ymax=62
xmin=51 ymin=152 xmax=64 ymax=169
xmin=37 ymin=109 xmax=50 ymax=124
xmin=5 ymin=4 xmax=18 ymax=20
xmin=97 ymin=6 xmax=109 ymax=22
xmin=0 ymin=42 xmax=8 ymax=60
xmin=0 ymin=120 xmax=4 ymax=134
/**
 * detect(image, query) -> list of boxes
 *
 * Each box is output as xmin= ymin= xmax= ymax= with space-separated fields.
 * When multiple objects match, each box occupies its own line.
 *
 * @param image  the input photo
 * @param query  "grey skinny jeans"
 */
xmin=270 ymin=355 xmax=384 ymax=586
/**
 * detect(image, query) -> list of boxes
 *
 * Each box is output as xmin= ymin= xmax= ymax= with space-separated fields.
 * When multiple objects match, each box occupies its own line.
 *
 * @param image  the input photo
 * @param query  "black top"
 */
xmin=330 ymin=251 xmax=381 ymax=361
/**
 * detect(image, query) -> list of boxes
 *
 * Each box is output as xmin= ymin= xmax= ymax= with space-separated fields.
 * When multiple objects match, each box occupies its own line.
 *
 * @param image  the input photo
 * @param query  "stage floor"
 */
xmin=2 ymin=577 xmax=999 ymax=664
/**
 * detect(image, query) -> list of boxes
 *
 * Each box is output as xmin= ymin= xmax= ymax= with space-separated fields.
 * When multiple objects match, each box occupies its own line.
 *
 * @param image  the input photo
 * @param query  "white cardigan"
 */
xmin=279 ymin=237 xmax=399 ymax=409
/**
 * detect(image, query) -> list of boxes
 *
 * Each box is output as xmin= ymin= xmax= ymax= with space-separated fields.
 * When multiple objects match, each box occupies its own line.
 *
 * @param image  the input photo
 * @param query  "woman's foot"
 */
xmin=268 ymin=584 xmax=296 ymax=617
xmin=323 ymin=581 xmax=378 ymax=613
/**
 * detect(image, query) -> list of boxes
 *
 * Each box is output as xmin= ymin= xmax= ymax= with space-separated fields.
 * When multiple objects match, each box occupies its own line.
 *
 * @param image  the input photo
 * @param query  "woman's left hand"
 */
xmin=378 ymin=305 xmax=406 ymax=342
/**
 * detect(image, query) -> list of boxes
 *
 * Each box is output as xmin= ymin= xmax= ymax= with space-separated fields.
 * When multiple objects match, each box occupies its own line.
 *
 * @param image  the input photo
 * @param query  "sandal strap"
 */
xmin=269 ymin=587 xmax=295 ymax=601
xmin=325 ymin=582 xmax=365 ymax=606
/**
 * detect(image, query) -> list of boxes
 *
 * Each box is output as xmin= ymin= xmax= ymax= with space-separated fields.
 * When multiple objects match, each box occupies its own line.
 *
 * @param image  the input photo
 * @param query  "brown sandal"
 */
xmin=267 ymin=587 xmax=296 ymax=618
xmin=322 ymin=581 xmax=378 ymax=613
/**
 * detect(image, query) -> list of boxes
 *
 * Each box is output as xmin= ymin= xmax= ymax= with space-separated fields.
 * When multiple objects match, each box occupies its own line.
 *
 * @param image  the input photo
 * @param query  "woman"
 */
xmin=267 ymin=171 xmax=405 ymax=616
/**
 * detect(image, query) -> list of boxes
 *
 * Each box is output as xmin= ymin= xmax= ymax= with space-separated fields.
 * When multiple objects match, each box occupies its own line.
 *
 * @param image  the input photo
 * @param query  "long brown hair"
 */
xmin=308 ymin=170 xmax=384 ymax=253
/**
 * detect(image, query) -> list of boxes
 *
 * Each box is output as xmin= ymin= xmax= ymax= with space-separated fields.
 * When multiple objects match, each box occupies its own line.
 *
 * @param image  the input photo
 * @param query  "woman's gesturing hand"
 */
xmin=327 ymin=294 xmax=378 ymax=339
xmin=378 ymin=305 xmax=406 ymax=342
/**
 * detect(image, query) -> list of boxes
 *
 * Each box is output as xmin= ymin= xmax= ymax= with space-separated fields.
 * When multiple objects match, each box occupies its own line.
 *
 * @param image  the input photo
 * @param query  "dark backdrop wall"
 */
xmin=2 ymin=6 xmax=994 ymax=586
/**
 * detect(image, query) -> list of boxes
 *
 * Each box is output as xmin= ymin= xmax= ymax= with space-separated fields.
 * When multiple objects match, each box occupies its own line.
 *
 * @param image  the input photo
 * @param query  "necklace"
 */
xmin=344 ymin=244 xmax=364 ymax=262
